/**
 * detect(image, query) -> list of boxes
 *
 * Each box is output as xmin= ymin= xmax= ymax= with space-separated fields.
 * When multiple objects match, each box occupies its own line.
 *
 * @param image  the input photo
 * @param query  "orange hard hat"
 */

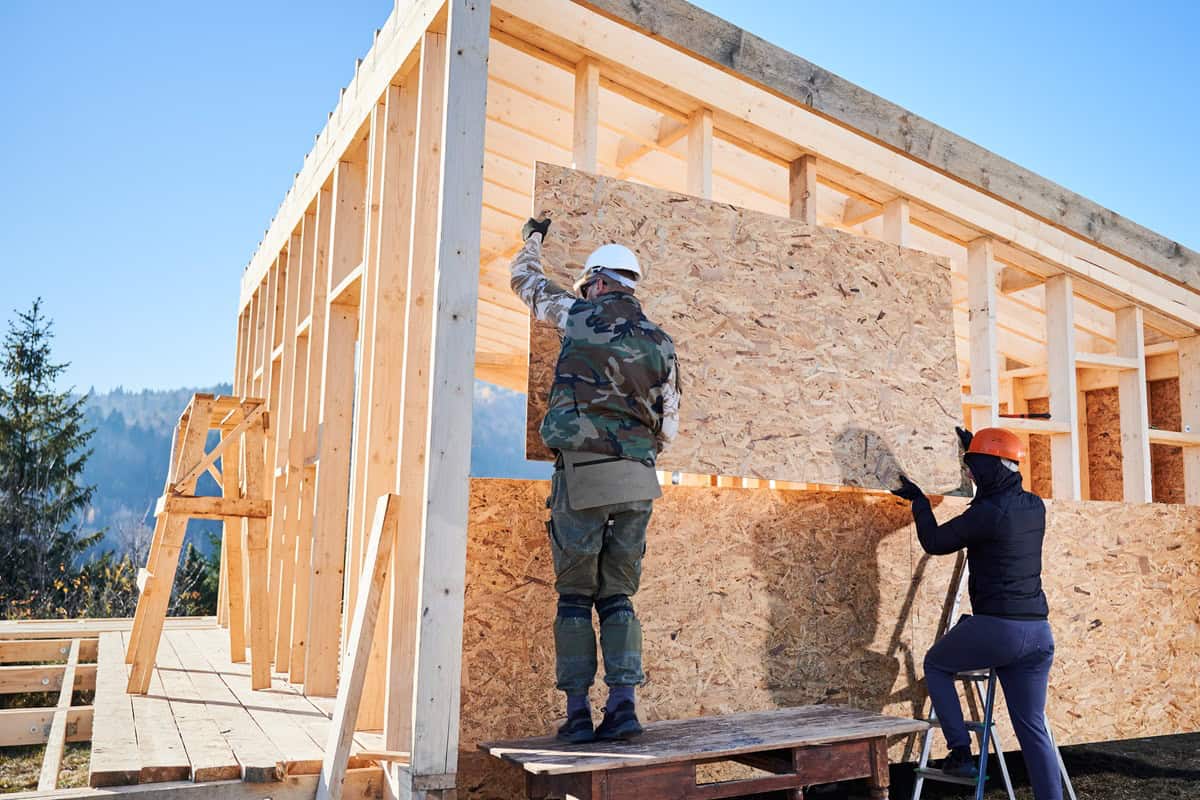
xmin=967 ymin=427 xmax=1025 ymax=462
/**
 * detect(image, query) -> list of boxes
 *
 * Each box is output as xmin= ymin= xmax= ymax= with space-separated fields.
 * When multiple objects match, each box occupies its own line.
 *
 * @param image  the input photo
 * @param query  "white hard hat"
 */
xmin=573 ymin=244 xmax=642 ymax=293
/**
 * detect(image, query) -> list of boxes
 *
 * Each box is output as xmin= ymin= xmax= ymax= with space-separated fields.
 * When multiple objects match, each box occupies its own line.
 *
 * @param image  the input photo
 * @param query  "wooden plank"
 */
xmin=526 ymin=164 xmax=963 ymax=491
xmin=496 ymin=1 xmax=1200 ymax=330
xmin=355 ymin=79 xmax=420 ymax=730
xmin=480 ymin=705 xmax=926 ymax=775
xmin=165 ymin=629 xmax=283 ymax=783
xmin=38 ymin=638 xmax=80 ymax=790
xmin=287 ymin=337 xmax=314 ymax=684
xmin=242 ymin=415 xmax=273 ymax=690
xmin=686 ymin=107 xmax=713 ymax=199
xmin=572 ymin=57 xmax=599 ymax=171
xmin=0 ymin=663 xmax=96 ymax=694
xmin=408 ymin=0 xmax=490 ymax=782
xmin=155 ymin=495 xmax=270 ymax=519
xmin=1180 ymin=336 xmax=1200 ymax=504
xmin=187 ymin=629 xmax=327 ymax=772
xmin=1148 ymin=429 xmax=1200 ymax=447
xmin=0 ymin=619 xmax=211 ymax=639
xmin=5 ymin=768 xmax=384 ymax=800
xmin=297 ymin=183 xmax=334 ymax=695
xmin=1115 ymin=306 xmax=1152 ymax=502
xmin=881 ymin=197 xmax=911 ymax=248
xmin=385 ymin=28 xmax=449 ymax=758
xmin=91 ymin=632 xmax=141 ymax=787
xmin=1045 ymin=275 xmax=1081 ymax=499
xmin=304 ymin=301 xmax=358 ymax=697
xmin=223 ymin=432 xmax=247 ymax=663
xmin=787 ymin=153 xmax=816 ymax=225
xmin=318 ymin=496 xmax=399 ymax=800
xmin=121 ymin=632 xmax=190 ymax=785
xmin=0 ymin=639 xmax=96 ymax=662
xmin=966 ymin=238 xmax=999 ymax=429
xmin=0 ymin=707 xmax=92 ymax=748
xmin=151 ymin=631 xmax=240 ymax=782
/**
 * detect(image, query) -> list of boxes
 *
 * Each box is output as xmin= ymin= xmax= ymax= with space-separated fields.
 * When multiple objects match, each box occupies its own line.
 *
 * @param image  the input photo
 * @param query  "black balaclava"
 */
xmin=964 ymin=452 xmax=1022 ymax=499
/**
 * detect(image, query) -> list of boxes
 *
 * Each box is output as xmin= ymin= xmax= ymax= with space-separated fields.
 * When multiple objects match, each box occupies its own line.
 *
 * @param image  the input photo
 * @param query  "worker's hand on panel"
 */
xmin=955 ymin=426 xmax=973 ymax=451
xmin=890 ymin=473 xmax=924 ymax=502
xmin=522 ymin=217 xmax=552 ymax=242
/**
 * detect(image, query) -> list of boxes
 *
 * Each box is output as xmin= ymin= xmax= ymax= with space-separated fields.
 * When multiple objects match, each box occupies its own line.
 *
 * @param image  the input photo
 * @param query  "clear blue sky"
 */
xmin=3 ymin=1 xmax=1196 ymax=393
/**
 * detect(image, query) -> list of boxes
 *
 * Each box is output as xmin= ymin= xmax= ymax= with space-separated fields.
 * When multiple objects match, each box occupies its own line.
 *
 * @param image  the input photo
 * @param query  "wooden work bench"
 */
xmin=481 ymin=705 xmax=928 ymax=799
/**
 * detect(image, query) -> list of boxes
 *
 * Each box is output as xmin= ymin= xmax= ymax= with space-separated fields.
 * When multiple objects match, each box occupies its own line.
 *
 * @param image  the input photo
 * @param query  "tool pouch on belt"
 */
xmin=559 ymin=449 xmax=662 ymax=511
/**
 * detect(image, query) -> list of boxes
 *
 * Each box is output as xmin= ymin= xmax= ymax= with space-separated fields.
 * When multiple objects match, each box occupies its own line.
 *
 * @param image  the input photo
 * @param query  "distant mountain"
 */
xmin=78 ymin=381 xmax=548 ymax=558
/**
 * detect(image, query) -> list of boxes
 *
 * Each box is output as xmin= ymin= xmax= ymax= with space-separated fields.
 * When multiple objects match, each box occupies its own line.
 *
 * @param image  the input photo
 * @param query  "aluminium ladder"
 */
xmin=911 ymin=553 xmax=1076 ymax=800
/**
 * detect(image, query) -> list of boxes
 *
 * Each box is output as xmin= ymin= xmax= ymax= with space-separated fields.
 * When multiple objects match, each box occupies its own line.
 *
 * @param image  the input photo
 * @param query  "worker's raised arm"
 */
xmin=510 ymin=223 xmax=575 ymax=332
xmin=910 ymin=495 xmax=997 ymax=555
xmin=892 ymin=474 xmax=996 ymax=555
xmin=657 ymin=355 xmax=680 ymax=449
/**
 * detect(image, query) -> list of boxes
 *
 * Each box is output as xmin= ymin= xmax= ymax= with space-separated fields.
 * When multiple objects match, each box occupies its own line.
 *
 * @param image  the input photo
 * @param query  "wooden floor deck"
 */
xmin=90 ymin=624 xmax=383 ymax=787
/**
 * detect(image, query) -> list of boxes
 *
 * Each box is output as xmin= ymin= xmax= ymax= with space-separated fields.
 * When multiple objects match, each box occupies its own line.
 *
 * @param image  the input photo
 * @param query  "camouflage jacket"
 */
xmin=511 ymin=234 xmax=680 ymax=465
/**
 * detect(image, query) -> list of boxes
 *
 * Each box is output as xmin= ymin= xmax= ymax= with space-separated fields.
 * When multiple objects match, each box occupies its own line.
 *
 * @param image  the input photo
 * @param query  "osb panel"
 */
xmin=1027 ymin=397 xmax=1053 ymax=498
xmin=1085 ymin=387 xmax=1122 ymax=502
xmin=1149 ymin=378 xmax=1185 ymax=504
xmin=458 ymin=479 xmax=1200 ymax=798
xmin=524 ymin=163 xmax=962 ymax=491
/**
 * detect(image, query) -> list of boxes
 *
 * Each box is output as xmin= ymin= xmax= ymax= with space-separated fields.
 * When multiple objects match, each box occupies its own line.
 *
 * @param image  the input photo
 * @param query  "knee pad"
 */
xmin=556 ymin=593 xmax=593 ymax=621
xmin=595 ymin=594 xmax=634 ymax=624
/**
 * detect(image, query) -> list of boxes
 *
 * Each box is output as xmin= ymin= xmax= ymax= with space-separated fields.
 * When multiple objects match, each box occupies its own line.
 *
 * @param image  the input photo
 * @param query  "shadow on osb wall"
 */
xmin=752 ymin=427 xmax=954 ymax=760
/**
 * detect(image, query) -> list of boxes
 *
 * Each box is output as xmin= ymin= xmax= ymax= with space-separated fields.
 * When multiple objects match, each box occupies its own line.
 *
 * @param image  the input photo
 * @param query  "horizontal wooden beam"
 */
xmin=0 ymin=706 xmax=92 ymax=747
xmin=0 ymin=639 xmax=98 ymax=662
xmin=1148 ymin=429 xmax=1200 ymax=447
xmin=0 ymin=663 xmax=96 ymax=694
xmin=154 ymin=495 xmax=271 ymax=520
xmin=1001 ymin=417 xmax=1072 ymax=435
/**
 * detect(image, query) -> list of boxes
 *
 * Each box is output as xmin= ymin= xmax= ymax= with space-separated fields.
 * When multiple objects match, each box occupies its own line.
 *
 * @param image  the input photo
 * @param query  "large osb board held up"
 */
xmin=525 ymin=163 xmax=962 ymax=491
xmin=459 ymin=480 xmax=1200 ymax=799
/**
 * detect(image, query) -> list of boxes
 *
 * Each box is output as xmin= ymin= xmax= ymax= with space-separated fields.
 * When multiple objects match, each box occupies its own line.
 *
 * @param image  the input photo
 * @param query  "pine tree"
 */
xmin=0 ymin=299 xmax=100 ymax=615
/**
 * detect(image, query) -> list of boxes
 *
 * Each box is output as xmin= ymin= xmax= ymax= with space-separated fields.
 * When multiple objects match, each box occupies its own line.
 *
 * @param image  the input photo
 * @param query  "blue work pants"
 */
xmin=925 ymin=614 xmax=1061 ymax=800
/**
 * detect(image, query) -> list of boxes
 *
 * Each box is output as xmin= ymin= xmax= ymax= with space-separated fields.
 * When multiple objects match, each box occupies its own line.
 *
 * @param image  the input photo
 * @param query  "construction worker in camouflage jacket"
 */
xmin=511 ymin=216 xmax=680 ymax=743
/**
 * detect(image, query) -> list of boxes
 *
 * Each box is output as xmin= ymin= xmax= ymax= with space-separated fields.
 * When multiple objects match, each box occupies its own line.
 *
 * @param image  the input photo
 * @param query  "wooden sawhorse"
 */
xmin=481 ymin=705 xmax=927 ymax=799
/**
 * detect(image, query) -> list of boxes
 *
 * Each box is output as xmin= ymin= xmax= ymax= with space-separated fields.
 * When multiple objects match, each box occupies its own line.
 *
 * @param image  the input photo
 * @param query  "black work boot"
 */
xmin=941 ymin=746 xmax=979 ymax=779
xmin=556 ymin=707 xmax=595 ymax=743
xmin=594 ymin=700 xmax=644 ymax=741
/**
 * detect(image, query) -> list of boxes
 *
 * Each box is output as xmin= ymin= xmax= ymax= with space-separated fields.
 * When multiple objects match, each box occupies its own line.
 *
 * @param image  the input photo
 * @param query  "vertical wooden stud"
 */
xmin=304 ymin=160 xmax=364 ymax=698
xmin=1178 ymin=336 xmax=1200 ymax=504
xmin=882 ymin=197 xmax=911 ymax=248
xmin=573 ymin=58 xmax=599 ymax=172
xmin=966 ymin=238 xmax=999 ymax=430
xmin=686 ymin=108 xmax=713 ymax=199
xmin=1115 ymin=306 xmax=1152 ymax=502
xmin=788 ymin=154 xmax=817 ymax=225
xmin=1045 ymin=274 xmax=1081 ymax=500
xmin=407 ymin=0 xmax=490 ymax=787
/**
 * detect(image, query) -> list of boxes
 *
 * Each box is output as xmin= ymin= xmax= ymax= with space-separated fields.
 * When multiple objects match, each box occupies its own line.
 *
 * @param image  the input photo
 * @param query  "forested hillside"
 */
xmin=79 ymin=381 xmax=548 ymax=557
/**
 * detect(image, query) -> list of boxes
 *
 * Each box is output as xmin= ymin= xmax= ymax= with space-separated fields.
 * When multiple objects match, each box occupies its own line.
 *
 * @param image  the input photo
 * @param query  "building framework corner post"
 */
xmin=406 ymin=0 xmax=491 ymax=793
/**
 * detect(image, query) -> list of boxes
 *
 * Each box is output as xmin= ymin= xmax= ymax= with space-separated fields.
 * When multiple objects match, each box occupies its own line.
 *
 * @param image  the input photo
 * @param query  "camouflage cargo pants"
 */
xmin=546 ymin=468 xmax=652 ymax=693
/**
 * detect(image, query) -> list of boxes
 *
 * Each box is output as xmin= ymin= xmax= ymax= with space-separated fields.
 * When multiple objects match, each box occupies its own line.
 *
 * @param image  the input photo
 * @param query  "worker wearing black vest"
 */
xmin=892 ymin=427 xmax=1061 ymax=800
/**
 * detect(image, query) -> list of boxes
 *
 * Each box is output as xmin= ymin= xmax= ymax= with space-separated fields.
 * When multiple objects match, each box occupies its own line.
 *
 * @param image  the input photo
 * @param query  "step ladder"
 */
xmin=911 ymin=553 xmax=1076 ymax=800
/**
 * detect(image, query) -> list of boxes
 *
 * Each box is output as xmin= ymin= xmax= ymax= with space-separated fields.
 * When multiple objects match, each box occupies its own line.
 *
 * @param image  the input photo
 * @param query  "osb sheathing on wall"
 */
xmin=1150 ymin=378 xmax=1185 ymax=504
xmin=459 ymin=479 xmax=1200 ymax=799
xmin=524 ymin=163 xmax=962 ymax=492
xmin=1086 ymin=387 xmax=1123 ymax=502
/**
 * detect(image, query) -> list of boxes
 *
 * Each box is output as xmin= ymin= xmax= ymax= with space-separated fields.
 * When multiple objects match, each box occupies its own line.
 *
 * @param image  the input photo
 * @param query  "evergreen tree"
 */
xmin=0 ymin=300 xmax=100 ymax=615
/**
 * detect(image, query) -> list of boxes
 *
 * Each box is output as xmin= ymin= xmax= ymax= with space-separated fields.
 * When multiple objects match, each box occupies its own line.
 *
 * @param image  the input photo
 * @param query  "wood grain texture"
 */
xmin=457 ymin=479 xmax=1200 ymax=798
xmin=481 ymin=705 xmax=924 ymax=775
xmin=575 ymin=0 xmax=1200 ymax=292
xmin=525 ymin=164 xmax=962 ymax=491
